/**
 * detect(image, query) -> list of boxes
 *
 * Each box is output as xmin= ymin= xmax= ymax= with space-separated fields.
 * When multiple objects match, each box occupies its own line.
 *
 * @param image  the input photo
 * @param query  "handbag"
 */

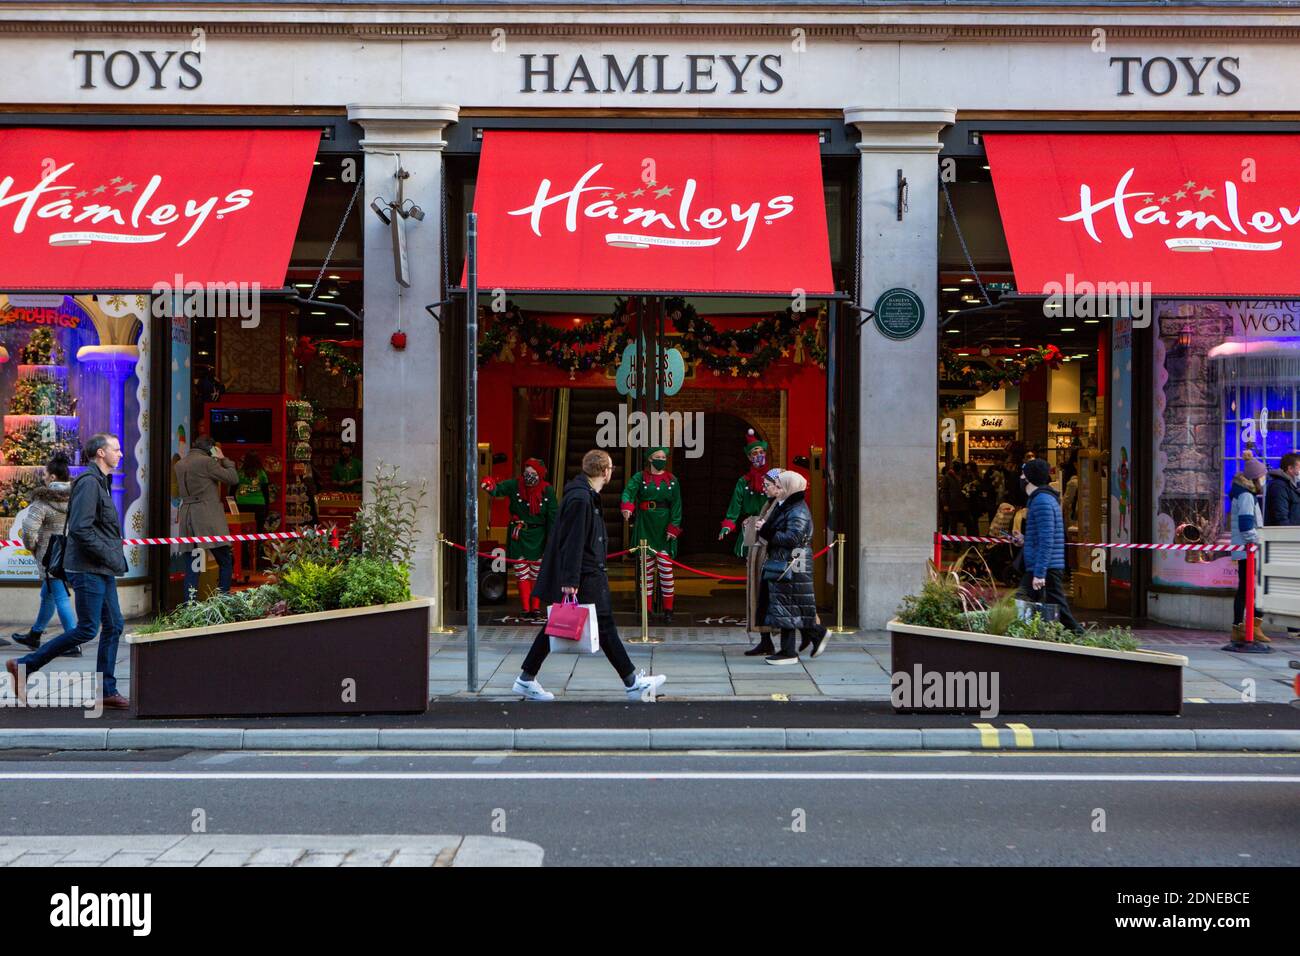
xmin=762 ymin=556 xmax=794 ymax=583
xmin=42 ymin=533 xmax=68 ymax=583
xmin=544 ymin=594 xmax=590 ymax=641
xmin=546 ymin=594 xmax=600 ymax=655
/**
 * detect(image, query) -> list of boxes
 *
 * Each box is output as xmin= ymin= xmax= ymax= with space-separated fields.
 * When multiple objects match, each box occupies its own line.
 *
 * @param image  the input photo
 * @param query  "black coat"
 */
xmin=1265 ymin=469 xmax=1300 ymax=527
xmin=533 ymin=475 xmax=608 ymax=606
xmin=64 ymin=469 xmax=127 ymax=577
xmin=757 ymin=491 xmax=817 ymax=630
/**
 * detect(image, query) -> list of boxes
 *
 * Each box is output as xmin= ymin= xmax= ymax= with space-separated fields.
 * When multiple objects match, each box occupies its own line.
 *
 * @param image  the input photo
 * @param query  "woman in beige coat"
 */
xmin=743 ymin=468 xmax=784 ymax=656
xmin=174 ymin=435 xmax=240 ymax=598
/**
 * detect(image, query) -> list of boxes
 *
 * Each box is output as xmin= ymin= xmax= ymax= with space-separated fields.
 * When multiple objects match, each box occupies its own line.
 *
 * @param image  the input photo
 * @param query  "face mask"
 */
xmin=650 ymin=458 xmax=666 ymax=472
xmin=523 ymin=471 xmax=539 ymax=487
xmin=1019 ymin=476 xmax=1029 ymax=493
xmin=750 ymin=452 xmax=766 ymax=469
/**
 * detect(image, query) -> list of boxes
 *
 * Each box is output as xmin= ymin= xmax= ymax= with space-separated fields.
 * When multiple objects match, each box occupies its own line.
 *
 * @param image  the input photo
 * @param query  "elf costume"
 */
xmin=481 ymin=457 xmax=557 ymax=613
xmin=718 ymin=429 xmax=771 ymax=558
xmin=621 ymin=447 xmax=683 ymax=619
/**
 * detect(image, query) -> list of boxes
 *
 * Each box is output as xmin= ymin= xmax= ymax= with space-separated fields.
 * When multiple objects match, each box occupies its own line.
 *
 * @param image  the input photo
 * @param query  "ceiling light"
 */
xmin=1084 ymin=319 xmax=1099 ymax=324
xmin=294 ymin=282 xmax=312 ymax=289
xmin=335 ymin=321 xmax=350 ymax=328
xmin=319 ymin=293 xmax=336 ymax=300
xmin=945 ymin=328 xmax=960 ymax=333
xmin=328 ymin=274 xmax=341 ymax=280
xmin=942 ymin=286 xmax=959 ymax=292
xmin=1061 ymin=327 xmax=1076 ymax=332
xmin=959 ymin=278 xmax=974 ymax=284
xmin=946 ymin=309 xmax=959 ymax=314
xmin=982 ymin=165 xmax=990 ymax=171
xmin=311 ymin=311 xmax=326 ymax=316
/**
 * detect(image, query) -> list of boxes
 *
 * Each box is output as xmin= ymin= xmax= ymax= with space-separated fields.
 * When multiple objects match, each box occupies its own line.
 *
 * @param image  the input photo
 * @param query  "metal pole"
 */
xmin=432 ymin=533 xmax=454 ymax=634
xmin=466 ymin=212 xmax=479 ymax=691
xmin=828 ymin=532 xmax=855 ymax=634
xmin=638 ymin=539 xmax=650 ymax=643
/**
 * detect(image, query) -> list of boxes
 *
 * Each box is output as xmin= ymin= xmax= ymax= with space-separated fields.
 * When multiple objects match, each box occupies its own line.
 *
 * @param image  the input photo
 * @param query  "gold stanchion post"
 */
xmin=431 ymin=532 xmax=455 ymax=634
xmin=827 ymin=532 xmax=856 ymax=634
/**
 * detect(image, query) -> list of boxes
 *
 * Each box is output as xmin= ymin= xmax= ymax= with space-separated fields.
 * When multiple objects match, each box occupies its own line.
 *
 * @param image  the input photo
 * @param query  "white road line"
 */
xmin=0 ymin=771 xmax=1296 ymax=783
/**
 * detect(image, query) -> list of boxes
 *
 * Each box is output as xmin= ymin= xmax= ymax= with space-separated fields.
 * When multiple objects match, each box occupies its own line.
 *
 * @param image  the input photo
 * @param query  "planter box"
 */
xmin=888 ymin=619 xmax=1187 ymax=715
xmin=127 ymin=599 xmax=431 ymax=719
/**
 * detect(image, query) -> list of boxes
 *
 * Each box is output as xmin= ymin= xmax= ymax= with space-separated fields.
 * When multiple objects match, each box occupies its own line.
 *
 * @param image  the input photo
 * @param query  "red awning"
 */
xmin=466 ymin=130 xmax=834 ymax=295
xmin=985 ymin=133 xmax=1300 ymax=297
xmin=0 ymin=128 xmax=320 ymax=290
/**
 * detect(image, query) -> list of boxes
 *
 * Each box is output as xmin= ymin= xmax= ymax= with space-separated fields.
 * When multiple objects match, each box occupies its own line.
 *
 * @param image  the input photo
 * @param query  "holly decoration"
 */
xmin=318 ymin=342 xmax=362 ymax=381
xmin=20 ymin=327 xmax=64 ymax=365
xmin=664 ymin=297 xmax=827 ymax=376
xmin=939 ymin=344 xmax=1063 ymax=411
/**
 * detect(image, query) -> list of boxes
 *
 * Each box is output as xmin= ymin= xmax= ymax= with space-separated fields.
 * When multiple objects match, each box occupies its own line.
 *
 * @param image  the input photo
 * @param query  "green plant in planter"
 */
xmin=338 ymin=557 xmax=411 ymax=608
xmin=279 ymin=560 xmax=345 ymax=613
xmin=135 ymin=584 xmax=287 ymax=634
xmin=896 ymin=577 xmax=965 ymax=631
xmin=345 ymin=463 xmax=427 ymax=565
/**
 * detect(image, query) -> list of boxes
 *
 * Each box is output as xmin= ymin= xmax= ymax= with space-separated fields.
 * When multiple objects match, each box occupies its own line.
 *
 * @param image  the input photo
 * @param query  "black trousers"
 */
xmin=1017 ymin=568 xmax=1081 ymax=633
xmin=522 ymin=569 xmax=635 ymax=681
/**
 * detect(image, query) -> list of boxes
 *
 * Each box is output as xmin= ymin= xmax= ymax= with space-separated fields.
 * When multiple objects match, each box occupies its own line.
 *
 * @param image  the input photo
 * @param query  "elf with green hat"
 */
xmin=480 ymin=457 xmax=557 ymax=614
xmin=718 ymin=429 xmax=771 ymax=557
xmin=621 ymin=447 xmax=683 ymax=622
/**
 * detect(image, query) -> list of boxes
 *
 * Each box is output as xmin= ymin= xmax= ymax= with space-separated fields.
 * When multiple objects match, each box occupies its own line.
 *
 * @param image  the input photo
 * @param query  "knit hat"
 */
xmin=645 ymin=447 xmax=668 ymax=464
xmin=1022 ymin=457 xmax=1051 ymax=488
xmin=743 ymin=429 xmax=768 ymax=456
xmin=1242 ymin=451 xmax=1267 ymax=481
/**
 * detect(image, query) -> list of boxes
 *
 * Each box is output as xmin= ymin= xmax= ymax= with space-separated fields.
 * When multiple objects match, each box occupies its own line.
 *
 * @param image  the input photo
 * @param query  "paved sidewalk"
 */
xmin=0 ymin=624 xmax=1295 ymax=705
xmin=0 ymin=834 xmax=543 ymax=867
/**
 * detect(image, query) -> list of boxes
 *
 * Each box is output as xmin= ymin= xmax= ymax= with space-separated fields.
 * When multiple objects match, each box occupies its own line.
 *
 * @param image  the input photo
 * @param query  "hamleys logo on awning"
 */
xmin=507 ymin=162 xmax=796 ymax=252
xmin=1061 ymin=167 xmax=1300 ymax=253
xmin=0 ymin=161 xmax=255 ymax=249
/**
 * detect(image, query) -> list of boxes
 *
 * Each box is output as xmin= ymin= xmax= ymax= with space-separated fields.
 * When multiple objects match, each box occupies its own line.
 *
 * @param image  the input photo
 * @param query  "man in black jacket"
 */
xmin=7 ymin=434 xmax=129 ymax=709
xmin=1265 ymin=453 xmax=1300 ymax=528
xmin=512 ymin=449 xmax=667 ymax=702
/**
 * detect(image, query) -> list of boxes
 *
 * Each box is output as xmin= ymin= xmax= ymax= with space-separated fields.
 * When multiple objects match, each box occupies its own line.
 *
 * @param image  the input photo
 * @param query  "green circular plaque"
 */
xmin=873 ymin=287 xmax=925 ymax=341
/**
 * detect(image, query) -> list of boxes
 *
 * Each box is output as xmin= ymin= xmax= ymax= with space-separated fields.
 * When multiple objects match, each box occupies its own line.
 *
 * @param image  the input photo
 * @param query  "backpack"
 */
xmin=42 ymin=532 xmax=67 ymax=582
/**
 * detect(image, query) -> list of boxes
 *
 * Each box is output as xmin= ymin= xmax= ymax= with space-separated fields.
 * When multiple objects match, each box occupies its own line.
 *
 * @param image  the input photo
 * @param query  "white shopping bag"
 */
xmin=547 ymin=602 xmax=601 ymax=654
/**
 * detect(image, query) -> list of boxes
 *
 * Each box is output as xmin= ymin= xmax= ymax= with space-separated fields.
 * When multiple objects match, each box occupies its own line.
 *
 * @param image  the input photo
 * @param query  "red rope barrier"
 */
xmin=444 ymin=540 xmax=532 ymax=563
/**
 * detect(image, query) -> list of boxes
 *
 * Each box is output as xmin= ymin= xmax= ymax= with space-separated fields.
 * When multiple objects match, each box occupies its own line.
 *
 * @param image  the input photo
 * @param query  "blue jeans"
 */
xmin=31 ymin=577 xmax=76 ymax=636
xmin=16 ymin=571 xmax=124 ymax=697
xmin=182 ymin=545 xmax=233 ymax=602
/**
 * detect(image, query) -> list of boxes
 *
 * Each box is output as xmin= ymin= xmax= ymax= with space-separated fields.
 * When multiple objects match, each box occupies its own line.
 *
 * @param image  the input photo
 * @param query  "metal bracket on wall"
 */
xmin=425 ymin=298 xmax=453 ymax=327
xmin=843 ymin=303 xmax=876 ymax=330
xmin=897 ymin=169 xmax=908 ymax=221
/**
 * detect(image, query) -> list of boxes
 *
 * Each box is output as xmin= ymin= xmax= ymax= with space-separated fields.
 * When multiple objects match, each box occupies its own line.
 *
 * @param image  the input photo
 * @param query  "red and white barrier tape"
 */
xmin=0 ymin=531 xmax=313 ymax=549
xmin=939 ymin=534 xmax=1246 ymax=553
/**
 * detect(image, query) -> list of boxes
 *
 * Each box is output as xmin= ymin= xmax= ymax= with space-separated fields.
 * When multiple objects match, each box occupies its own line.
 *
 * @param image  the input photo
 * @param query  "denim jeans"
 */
xmin=32 ymin=576 xmax=76 ymax=635
xmin=16 ymin=571 xmax=124 ymax=697
xmin=182 ymin=545 xmax=233 ymax=601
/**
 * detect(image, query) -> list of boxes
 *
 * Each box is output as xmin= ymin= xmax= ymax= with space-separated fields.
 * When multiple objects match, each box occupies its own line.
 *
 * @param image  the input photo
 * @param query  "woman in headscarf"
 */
xmin=743 ymin=467 xmax=784 ymax=656
xmin=755 ymin=470 xmax=829 ymax=664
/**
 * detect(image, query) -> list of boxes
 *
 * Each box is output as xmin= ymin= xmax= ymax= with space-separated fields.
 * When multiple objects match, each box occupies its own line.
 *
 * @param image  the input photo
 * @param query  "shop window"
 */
xmin=0 ymin=294 xmax=147 ymax=580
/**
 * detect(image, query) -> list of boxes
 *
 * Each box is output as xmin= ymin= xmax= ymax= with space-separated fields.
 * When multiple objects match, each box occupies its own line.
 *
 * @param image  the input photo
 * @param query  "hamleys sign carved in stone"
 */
xmin=468 ymin=130 xmax=835 ymax=295
xmin=986 ymin=132 xmax=1300 ymax=296
xmin=0 ymin=128 xmax=320 ymax=290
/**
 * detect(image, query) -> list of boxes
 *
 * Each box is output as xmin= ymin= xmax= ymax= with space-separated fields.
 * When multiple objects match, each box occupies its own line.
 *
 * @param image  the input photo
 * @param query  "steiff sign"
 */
xmin=873 ymin=288 xmax=925 ymax=341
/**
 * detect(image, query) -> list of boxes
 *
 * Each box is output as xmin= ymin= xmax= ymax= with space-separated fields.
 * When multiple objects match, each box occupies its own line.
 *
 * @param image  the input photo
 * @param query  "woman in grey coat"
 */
xmin=743 ymin=468 xmax=783 ymax=656
xmin=755 ymin=470 xmax=829 ymax=665
xmin=9 ymin=453 xmax=78 ymax=654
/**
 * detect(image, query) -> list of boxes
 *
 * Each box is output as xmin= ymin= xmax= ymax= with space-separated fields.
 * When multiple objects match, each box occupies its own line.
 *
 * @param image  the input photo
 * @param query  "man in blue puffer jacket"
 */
xmin=1017 ymin=457 xmax=1081 ymax=632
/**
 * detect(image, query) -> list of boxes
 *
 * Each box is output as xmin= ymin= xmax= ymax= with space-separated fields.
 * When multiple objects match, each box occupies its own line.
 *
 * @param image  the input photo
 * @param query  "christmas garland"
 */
xmin=317 ymin=342 xmax=362 ymax=381
xmin=476 ymin=298 xmax=827 ymax=378
xmin=664 ymin=297 xmax=827 ymax=376
xmin=477 ymin=300 xmax=633 ymax=375
xmin=939 ymin=344 xmax=1063 ymax=411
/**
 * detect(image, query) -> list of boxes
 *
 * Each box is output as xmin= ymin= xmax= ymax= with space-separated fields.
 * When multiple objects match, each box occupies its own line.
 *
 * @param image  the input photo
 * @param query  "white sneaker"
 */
xmin=625 ymin=670 xmax=667 ymax=702
xmin=512 ymin=677 xmax=554 ymax=701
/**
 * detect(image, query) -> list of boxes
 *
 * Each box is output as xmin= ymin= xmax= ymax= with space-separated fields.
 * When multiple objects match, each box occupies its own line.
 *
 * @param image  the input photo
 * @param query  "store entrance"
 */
xmin=472 ymin=295 xmax=828 ymax=626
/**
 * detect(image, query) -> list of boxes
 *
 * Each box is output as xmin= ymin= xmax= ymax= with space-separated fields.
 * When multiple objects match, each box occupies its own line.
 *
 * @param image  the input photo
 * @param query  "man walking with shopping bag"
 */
xmin=513 ymin=449 xmax=667 ymax=702
xmin=1016 ymin=457 xmax=1081 ymax=633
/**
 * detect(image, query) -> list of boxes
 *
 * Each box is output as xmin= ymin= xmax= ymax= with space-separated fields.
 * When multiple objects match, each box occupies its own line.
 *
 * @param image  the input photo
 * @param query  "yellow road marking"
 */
xmin=972 ymin=722 xmax=1000 ymax=747
xmin=1186 ymin=697 xmax=1209 ymax=704
xmin=1007 ymin=722 xmax=1034 ymax=748
xmin=770 ymin=693 xmax=789 ymax=702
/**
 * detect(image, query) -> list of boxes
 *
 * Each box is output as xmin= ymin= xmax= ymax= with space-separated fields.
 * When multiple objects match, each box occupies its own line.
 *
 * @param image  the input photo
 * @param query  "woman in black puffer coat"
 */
xmin=756 ymin=470 xmax=828 ymax=665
